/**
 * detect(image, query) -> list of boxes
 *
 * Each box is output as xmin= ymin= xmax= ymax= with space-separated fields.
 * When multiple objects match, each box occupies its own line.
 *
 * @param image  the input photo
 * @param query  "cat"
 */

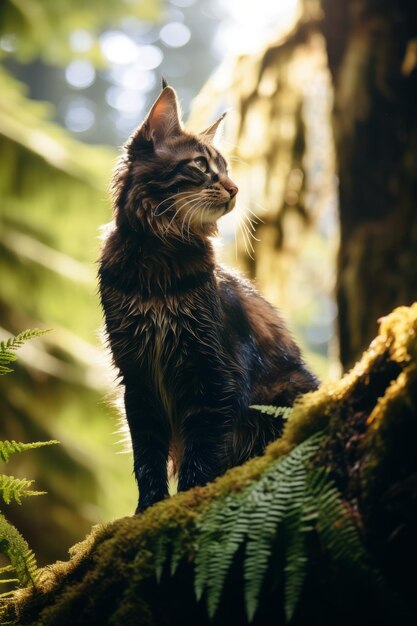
xmin=98 ymin=83 xmax=318 ymax=513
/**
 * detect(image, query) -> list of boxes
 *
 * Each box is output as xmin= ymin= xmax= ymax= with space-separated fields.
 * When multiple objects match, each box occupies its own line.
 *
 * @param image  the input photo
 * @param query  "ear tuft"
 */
xmin=161 ymin=76 xmax=168 ymax=90
xmin=142 ymin=86 xmax=182 ymax=144
xmin=200 ymin=111 xmax=227 ymax=142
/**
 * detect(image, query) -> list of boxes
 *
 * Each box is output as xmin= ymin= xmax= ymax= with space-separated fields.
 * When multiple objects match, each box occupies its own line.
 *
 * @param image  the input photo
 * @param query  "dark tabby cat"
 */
xmin=99 ymin=84 xmax=318 ymax=513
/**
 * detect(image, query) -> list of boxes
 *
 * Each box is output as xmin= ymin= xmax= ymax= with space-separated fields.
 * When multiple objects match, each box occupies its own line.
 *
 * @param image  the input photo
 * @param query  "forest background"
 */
xmin=0 ymin=0 xmax=416 ymax=573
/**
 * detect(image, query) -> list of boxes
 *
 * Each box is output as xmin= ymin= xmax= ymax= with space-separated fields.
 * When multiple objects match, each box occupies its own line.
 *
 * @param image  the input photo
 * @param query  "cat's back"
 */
xmin=215 ymin=265 xmax=317 ymax=392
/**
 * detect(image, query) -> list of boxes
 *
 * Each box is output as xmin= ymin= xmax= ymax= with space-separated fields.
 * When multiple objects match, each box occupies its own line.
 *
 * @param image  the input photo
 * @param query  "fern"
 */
xmin=281 ymin=479 xmax=315 ymax=622
xmin=250 ymin=405 xmax=293 ymax=420
xmin=153 ymin=534 xmax=170 ymax=583
xmin=0 ymin=440 xmax=58 ymax=463
xmin=0 ymin=475 xmax=46 ymax=505
xmin=243 ymin=434 xmax=321 ymax=621
xmin=0 ymin=328 xmax=58 ymax=594
xmin=152 ymin=529 xmax=189 ymax=583
xmin=194 ymin=433 xmax=323 ymax=621
xmin=0 ymin=513 xmax=38 ymax=587
xmin=195 ymin=490 xmax=252 ymax=617
xmin=192 ymin=431 xmax=382 ymax=623
xmin=0 ymin=328 xmax=48 ymax=375
xmin=310 ymin=470 xmax=380 ymax=579
xmin=169 ymin=533 xmax=185 ymax=576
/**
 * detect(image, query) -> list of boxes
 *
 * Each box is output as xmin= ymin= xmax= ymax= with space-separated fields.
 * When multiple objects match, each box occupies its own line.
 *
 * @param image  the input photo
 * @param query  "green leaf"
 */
xmin=0 ymin=474 xmax=46 ymax=505
xmin=250 ymin=405 xmax=293 ymax=420
xmin=194 ymin=433 xmax=324 ymax=621
xmin=0 ymin=439 xmax=59 ymax=463
xmin=0 ymin=328 xmax=50 ymax=374
xmin=153 ymin=534 xmax=170 ymax=583
xmin=0 ymin=512 xmax=38 ymax=587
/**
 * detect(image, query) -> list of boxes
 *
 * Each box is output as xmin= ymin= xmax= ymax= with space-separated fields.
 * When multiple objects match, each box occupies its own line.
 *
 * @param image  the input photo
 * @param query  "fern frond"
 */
xmin=195 ymin=487 xmax=254 ymax=617
xmin=250 ymin=405 xmax=293 ymax=420
xmin=0 ymin=475 xmax=46 ymax=505
xmin=0 ymin=440 xmax=59 ymax=463
xmin=194 ymin=432 xmax=324 ymax=621
xmin=0 ymin=513 xmax=38 ymax=587
xmin=0 ymin=329 xmax=49 ymax=375
xmin=170 ymin=533 xmax=185 ymax=576
xmin=0 ymin=328 xmax=48 ymax=353
xmin=282 ymin=483 xmax=316 ymax=622
xmin=153 ymin=534 xmax=170 ymax=583
xmin=244 ymin=434 xmax=322 ymax=621
xmin=311 ymin=470 xmax=380 ymax=578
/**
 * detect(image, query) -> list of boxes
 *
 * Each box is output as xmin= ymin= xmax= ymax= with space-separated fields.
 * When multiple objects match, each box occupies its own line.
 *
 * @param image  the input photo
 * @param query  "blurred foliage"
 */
xmin=0 ymin=0 xmax=166 ymax=565
xmin=0 ymin=0 xmax=163 ymax=65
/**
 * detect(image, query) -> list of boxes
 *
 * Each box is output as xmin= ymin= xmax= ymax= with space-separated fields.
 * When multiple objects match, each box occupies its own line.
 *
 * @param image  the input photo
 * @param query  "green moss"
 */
xmin=3 ymin=304 xmax=417 ymax=625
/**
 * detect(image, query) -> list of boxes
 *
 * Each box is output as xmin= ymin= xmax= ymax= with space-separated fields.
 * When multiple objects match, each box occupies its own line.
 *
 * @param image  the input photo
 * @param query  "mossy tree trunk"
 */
xmin=321 ymin=0 xmax=417 ymax=369
xmin=3 ymin=305 xmax=417 ymax=626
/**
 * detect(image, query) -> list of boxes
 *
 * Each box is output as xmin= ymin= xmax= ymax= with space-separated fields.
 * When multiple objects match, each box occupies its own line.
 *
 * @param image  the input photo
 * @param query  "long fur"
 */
xmin=99 ymin=86 xmax=318 ymax=512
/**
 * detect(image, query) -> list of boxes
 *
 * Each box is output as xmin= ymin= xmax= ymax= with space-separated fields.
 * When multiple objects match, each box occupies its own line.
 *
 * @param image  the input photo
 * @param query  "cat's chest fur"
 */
xmin=139 ymin=302 xmax=178 ymax=419
xmin=114 ymin=287 xmax=211 ymax=419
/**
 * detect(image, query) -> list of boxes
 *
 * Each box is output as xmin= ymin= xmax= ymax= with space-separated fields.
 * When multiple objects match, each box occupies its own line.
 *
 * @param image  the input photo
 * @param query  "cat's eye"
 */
xmin=193 ymin=157 xmax=209 ymax=173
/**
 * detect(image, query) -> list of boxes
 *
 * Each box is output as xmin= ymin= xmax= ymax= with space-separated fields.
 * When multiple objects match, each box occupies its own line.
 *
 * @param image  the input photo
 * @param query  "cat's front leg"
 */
xmin=123 ymin=379 xmax=170 ymax=513
xmin=177 ymin=409 xmax=234 ymax=492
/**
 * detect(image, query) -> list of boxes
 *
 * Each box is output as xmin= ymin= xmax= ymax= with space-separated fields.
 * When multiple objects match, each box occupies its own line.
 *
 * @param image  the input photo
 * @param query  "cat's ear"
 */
xmin=200 ymin=111 xmax=227 ymax=142
xmin=142 ymin=86 xmax=182 ymax=144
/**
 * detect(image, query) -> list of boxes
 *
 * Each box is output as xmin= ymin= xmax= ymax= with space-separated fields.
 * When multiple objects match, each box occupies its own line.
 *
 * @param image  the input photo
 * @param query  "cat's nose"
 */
xmin=221 ymin=177 xmax=238 ymax=199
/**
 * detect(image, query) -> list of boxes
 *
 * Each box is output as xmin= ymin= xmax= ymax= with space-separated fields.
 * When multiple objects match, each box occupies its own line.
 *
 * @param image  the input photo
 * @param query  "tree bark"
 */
xmin=321 ymin=0 xmax=417 ymax=368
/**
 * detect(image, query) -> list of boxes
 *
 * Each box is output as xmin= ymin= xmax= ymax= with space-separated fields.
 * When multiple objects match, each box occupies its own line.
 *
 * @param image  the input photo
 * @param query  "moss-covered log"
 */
xmin=2 ymin=304 xmax=417 ymax=626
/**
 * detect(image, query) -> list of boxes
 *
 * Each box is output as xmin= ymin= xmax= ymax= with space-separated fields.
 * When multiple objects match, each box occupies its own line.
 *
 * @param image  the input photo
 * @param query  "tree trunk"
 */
xmin=3 ymin=304 xmax=417 ymax=626
xmin=321 ymin=0 xmax=417 ymax=368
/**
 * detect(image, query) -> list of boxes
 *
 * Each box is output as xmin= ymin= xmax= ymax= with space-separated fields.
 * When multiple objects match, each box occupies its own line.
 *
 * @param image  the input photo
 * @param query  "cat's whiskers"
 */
xmin=153 ymin=190 xmax=199 ymax=218
xmin=199 ymin=198 xmax=217 ymax=231
xmin=247 ymin=200 xmax=267 ymax=218
xmin=182 ymin=196 xmax=209 ymax=240
xmin=233 ymin=210 xmax=238 ymax=261
xmin=182 ymin=190 xmax=219 ymax=240
xmin=240 ymin=212 xmax=259 ymax=248
xmin=237 ymin=217 xmax=254 ymax=259
xmin=227 ymin=155 xmax=251 ymax=167
xmin=157 ymin=192 xmax=203 ymax=239
xmin=161 ymin=195 xmax=200 ymax=237
xmin=154 ymin=191 xmax=201 ymax=219
xmin=237 ymin=200 xmax=265 ymax=224
xmin=233 ymin=206 xmax=257 ymax=260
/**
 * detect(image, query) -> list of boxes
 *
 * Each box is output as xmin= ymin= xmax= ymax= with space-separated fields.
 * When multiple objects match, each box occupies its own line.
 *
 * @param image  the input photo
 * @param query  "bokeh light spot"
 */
xmin=100 ymin=31 xmax=139 ymax=65
xmin=64 ymin=99 xmax=96 ymax=132
xmin=106 ymin=86 xmax=146 ymax=114
xmin=109 ymin=66 xmax=156 ymax=92
xmin=169 ymin=0 xmax=196 ymax=7
xmin=0 ymin=34 xmax=18 ymax=52
xmin=159 ymin=22 xmax=191 ymax=48
xmin=65 ymin=60 xmax=96 ymax=89
xmin=136 ymin=45 xmax=163 ymax=70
